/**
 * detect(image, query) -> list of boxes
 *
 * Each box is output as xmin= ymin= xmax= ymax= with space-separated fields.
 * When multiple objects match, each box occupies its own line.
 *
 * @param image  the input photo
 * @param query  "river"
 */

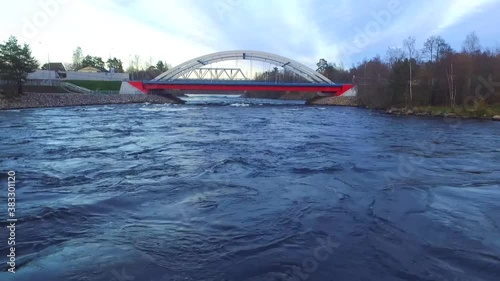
xmin=0 ymin=95 xmax=499 ymax=281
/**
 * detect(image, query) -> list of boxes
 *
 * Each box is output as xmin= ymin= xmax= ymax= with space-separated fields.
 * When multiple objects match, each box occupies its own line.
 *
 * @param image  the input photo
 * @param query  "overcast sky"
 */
xmin=1 ymin=0 xmax=499 ymax=69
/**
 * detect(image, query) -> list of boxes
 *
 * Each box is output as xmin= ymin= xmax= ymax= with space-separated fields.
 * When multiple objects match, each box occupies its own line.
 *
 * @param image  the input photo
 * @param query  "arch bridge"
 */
xmin=128 ymin=50 xmax=354 ymax=96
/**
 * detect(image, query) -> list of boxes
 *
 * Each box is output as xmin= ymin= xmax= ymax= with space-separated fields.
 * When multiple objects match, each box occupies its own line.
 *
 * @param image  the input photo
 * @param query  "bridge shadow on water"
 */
xmin=156 ymin=93 xmax=308 ymax=107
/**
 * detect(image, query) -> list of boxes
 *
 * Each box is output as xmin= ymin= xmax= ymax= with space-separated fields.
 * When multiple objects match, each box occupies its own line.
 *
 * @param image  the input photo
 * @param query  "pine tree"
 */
xmin=0 ymin=36 xmax=39 ymax=95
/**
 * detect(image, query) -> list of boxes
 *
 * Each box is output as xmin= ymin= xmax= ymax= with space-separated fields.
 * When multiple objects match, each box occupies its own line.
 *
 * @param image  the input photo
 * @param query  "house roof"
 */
xmin=77 ymin=66 xmax=108 ymax=72
xmin=77 ymin=66 xmax=100 ymax=72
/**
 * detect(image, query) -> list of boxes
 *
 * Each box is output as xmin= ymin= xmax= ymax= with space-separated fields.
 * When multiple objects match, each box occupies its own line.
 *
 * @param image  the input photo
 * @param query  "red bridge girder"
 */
xmin=129 ymin=81 xmax=354 ymax=96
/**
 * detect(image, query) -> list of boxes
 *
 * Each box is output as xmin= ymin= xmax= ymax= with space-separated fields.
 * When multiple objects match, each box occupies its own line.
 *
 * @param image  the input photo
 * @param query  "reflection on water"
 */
xmin=0 ymin=97 xmax=499 ymax=281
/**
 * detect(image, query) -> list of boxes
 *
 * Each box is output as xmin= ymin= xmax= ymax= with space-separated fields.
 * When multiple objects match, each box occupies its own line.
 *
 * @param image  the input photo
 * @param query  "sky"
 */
xmin=1 ymin=0 xmax=500 ymax=70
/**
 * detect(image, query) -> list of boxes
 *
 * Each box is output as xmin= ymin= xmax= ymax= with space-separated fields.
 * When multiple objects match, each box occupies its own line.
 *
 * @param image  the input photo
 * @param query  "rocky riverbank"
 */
xmin=382 ymin=107 xmax=500 ymax=121
xmin=242 ymin=91 xmax=361 ymax=106
xmin=306 ymin=96 xmax=359 ymax=106
xmin=0 ymin=92 xmax=182 ymax=110
xmin=305 ymin=97 xmax=500 ymax=121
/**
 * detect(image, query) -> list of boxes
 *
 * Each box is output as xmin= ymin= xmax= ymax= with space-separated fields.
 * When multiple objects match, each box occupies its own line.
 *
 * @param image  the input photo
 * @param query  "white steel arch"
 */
xmin=153 ymin=50 xmax=333 ymax=83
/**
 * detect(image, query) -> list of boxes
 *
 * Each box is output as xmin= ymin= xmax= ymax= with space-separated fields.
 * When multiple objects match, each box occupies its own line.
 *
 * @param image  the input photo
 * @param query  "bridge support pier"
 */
xmin=147 ymin=89 xmax=186 ymax=104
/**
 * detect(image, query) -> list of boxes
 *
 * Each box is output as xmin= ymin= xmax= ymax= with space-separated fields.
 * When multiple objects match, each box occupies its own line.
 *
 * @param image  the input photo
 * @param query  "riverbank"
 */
xmin=381 ymin=106 xmax=500 ymax=121
xmin=299 ymin=92 xmax=500 ymax=120
xmin=0 ymin=92 xmax=182 ymax=110
xmin=242 ymin=91 xmax=360 ymax=107
xmin=306 ymin=96 xmax=359 ymax=106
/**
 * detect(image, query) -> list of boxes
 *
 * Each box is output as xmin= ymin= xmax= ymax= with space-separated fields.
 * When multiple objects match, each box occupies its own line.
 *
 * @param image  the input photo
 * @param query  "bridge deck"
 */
xmin=130 ymin=81 xmax=354 ymax=96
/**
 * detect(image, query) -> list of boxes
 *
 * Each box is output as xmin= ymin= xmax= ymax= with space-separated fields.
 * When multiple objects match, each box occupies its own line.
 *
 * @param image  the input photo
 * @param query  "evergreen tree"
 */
xmin=0 ymin=36 xmax=39 ymax=95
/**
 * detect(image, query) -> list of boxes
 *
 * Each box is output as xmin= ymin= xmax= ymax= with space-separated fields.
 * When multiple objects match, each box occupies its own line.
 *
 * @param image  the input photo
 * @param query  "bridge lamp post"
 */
xmin=38 ymin=41 xmax=52 ymax=85
xmin=128 ymin=54 xmax=135 ymax=81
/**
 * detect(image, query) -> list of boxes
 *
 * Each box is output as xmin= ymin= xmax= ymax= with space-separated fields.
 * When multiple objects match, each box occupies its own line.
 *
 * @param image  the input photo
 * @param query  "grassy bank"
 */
xmin=66 ymin=80 xmax=122 ymax=91
xmin=414 ymin=105 xmax=500 ymax=118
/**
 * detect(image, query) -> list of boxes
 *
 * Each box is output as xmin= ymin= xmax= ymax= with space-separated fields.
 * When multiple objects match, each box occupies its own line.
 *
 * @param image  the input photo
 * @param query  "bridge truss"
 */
xmin=178 ymin=67 xmax=247 ymax=80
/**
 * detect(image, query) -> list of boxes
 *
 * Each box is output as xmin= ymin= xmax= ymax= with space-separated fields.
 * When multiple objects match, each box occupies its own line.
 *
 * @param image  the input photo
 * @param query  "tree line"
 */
xmin=68 ymin=47 xmax=170 ymax=75
xmin=0 ymin=36 xmax=173 ymax=95
xmin=315 ymin=32 xmax=500 ymax=109
xmin=69 ymin=47 xmax=124 ymax=73
xmin=254 ymin=67 xmax=309 ymax=83
xmin=126 ymin=55 xmax=171 ymax=80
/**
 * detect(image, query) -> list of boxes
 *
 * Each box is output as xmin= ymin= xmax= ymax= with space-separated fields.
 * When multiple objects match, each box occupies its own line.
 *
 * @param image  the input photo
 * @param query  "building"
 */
xmin=41 ymin=62 xmax=67 ymax=78
xmin=41 ymin=62 xmax=66 ymax=72
xmin=29 ymin=63 xmax=128 ymax=81
xmin=77 ymin=66 xmax=101 ymax=73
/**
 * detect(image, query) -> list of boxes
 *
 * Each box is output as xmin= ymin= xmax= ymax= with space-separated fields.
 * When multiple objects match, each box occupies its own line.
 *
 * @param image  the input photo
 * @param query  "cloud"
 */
xmin=0 ymin=0 xmax=498 ymax=69
xmin=435 ymin=0 xmax=498 ymax=32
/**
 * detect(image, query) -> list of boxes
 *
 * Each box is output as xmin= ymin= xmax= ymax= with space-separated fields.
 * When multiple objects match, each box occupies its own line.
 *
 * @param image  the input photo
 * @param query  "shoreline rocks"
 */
xmin=306 ymin=96 xmax=359 ymax=107
xmin=382 ymin=107 xmax=499 ymax=120
xmin=0 ymin=92 xmax=182 ymax=110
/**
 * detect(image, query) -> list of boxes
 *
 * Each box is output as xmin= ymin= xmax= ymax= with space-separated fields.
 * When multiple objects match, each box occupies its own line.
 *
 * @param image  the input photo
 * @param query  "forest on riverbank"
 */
xmin=317 ymin=32 xmax=500 ymax=115
xmin=247 ymin=32 xmax=499 ymax=116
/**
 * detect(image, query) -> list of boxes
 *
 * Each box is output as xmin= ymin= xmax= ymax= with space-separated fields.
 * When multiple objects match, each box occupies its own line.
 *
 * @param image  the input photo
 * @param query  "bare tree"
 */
xmin=423 ymin=36 xmax=449 ymax=63
xmin=132 ymin=55 xmax=141 ymax=71
xmin=403 ymin=36 xmax=417 ymax=103
xmin=446 ymin=62 xmax=457 ymax=107
xmin=423 ymin=36 xmax=438 ymax=63
xmin=126 ymin=55 xmax=142 ymax=80
xmin=64 ymin=63 xmax=74 ymax=71
xmin=72 ymin=47 xmax=83 ymax=71
xmin=462 ymin=32 xmax=481 ymax=54
xmin=126 ymin=61 xmax=134 ymax=73
xmin=461 ymin=32 xmax=481 ymax=98
xmin=386 ymin=47 xmax=405 ymax=68
xmin=145 ymin=56 xmax=153 ymax=70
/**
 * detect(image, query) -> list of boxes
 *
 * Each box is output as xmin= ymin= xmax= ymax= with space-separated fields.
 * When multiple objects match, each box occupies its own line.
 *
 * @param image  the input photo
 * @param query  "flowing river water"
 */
xmin=0 ymin=95 xmax=499 ymax=281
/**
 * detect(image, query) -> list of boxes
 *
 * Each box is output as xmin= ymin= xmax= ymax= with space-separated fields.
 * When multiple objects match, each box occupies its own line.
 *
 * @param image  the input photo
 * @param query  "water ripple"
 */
xmin=1 ymin=99 xmax=499 ymax=281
